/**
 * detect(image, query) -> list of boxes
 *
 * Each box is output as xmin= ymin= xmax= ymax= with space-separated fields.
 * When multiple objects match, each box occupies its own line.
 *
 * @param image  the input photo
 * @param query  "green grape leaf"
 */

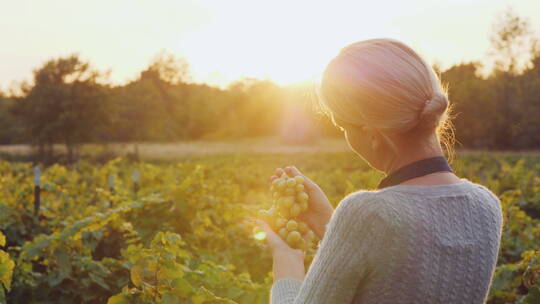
xmin=0 ymin=251 xmax=14 ymax=291
xmin=130 ymin=264 xmax=143 ymax=288
xmin=107 ymin=293 xmax=130 ymax=304
xmin=172 ymin=277 xmax=192 ymax=297
xmin=191 ymin=294 xmax=205 ymax=304
xmin=89 ymin=272 xmax=110 ymax=290
xmin=160 ymin=292 xmax=180 ymax=304
xmin=54 ymin=248 xmax=72 ymax=277
xmin=23 ymin=236 xmax=51 ymax=259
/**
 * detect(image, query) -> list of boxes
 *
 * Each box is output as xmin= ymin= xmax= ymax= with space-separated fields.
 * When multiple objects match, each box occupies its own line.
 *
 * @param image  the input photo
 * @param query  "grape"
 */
xmin=278 ymin=227 xmax=288 ymax=239
xmin=282 ymin=196 xmax=294 ymax=207
xmin=297 ymin=238 xmax=308 ymax=251
xmin=297 ymin=192 xmax=308 ymax=202
xmin=305 ymin=230 xmax=316 ymax=242
xmin=255 ymin=169 xmax=316 ymax=250
xmin=284 ymin=187 xmax=295 ymax=195
xmin=275 ymin=217 xmax=287 ymax=229
xmin=279 ymin=207 xmax=290 ymax=218
xmin=290 ymin=204 xmax=301 ymax=217
xmin=286 ymin=178 xmax=296 ymax=187
xmin=286 ymin=220 xmax=298 ymax=232
xmin=298 ymin=221 xmax=308 ymax=234
xmin=286 ymin=231 xmax=301 ymax=245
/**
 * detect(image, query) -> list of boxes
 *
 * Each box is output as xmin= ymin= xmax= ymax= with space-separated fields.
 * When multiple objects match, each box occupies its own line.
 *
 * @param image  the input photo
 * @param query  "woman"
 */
xmin=257 ymin=38 xmax=503 ymax=304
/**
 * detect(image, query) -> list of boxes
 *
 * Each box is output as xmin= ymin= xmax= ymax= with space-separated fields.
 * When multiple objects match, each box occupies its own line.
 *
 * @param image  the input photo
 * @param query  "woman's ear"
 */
xmin=358 ymin=126 xmax=380 ymax=151
xmin=343 ymin=125 xmax=387 ymax=171
xmin=343 ymin=124 xmax=376 ymax=155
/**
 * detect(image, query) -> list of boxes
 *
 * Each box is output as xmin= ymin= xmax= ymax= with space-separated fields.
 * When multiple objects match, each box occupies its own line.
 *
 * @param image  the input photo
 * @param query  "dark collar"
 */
xmin=377 ymin=156 xmax=452 ymax=189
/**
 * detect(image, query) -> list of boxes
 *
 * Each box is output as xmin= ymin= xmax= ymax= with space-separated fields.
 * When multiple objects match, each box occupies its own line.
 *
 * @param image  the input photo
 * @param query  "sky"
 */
xmin=1 ymin=0 xmax=539 ymax=91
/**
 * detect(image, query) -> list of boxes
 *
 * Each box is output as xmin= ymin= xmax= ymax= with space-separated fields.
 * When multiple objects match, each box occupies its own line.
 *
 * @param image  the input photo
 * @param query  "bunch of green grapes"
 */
xmin=256 ymin=172 xmax=317 ymax=250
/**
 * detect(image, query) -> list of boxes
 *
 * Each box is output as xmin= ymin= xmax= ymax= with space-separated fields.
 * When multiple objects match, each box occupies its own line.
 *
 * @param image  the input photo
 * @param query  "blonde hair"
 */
xmin=316 ymin=38 xmax=454 ymax=155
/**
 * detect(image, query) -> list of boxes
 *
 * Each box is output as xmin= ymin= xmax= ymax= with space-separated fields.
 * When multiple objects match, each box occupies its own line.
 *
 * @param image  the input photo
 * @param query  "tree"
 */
xmin=488 ymin=8 xmax=538 ymax=75
xmin=13 ymin=55 xmax=110 ymax=162
xmin=146 ymin=50 xmax=191 ymax=85
xmin=441 ymin=63 xmax=495 ymax=148
xmin=110 ymin=52 xmax=192 ymax=159
xmin=0 ymin=95 xmax=23 ymax=144
xmin=487 ymin=9 xmax=539 ymax=149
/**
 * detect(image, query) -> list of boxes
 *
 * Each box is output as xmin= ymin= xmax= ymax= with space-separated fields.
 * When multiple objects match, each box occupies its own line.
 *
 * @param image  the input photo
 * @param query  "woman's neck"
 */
xmin=383 ymin=135 xmax=445 ymax=175
xmin=382 ymin=139 xmax=461 ymax=186
xmin=385 ymin=150 xmax=444 ymax=175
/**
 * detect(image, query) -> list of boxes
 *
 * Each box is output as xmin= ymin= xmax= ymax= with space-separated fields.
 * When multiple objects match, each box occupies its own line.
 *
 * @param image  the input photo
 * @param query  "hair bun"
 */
xmin=418 ymin=92 xmax=449 ymax=130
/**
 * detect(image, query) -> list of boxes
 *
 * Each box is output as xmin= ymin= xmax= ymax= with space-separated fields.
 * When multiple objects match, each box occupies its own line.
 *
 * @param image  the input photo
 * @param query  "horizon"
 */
xmin=1 ymin=0 xmax=540 ymax=91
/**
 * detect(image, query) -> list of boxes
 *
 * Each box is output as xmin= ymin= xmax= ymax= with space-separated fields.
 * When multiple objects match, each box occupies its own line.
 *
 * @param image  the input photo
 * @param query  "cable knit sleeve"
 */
xmin=270 ymin=192 xmax=391 ymax=304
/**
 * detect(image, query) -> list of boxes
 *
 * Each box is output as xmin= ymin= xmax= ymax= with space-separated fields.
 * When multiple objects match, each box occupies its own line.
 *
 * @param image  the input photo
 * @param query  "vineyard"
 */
xmin=0 ymin=152 xmax=539 ymax=303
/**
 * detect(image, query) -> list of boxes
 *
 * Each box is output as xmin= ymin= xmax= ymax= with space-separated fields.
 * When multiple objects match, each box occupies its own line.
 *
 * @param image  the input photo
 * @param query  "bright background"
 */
xmin=1 ymin=0 xmax=540 ymax=89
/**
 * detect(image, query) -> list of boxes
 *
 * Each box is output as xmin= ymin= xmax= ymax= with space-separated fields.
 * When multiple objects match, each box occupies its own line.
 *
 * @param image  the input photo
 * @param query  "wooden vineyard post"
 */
xmin=108 ymin=173 xmax=115 ymax=207
xmin=132 ymin=169 xmax=140 ymax=195
xmin=34 ymin=167 xmax=41 ymax=215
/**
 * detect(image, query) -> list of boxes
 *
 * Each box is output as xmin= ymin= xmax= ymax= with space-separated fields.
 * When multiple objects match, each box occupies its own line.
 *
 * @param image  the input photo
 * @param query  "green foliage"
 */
xmin=0 ymin=231 xmax=15 ymax=304
xmin=109 ymin=231 xmax=266 ymax=303
xmin=0 ymin=153 xmax=538 ymax=303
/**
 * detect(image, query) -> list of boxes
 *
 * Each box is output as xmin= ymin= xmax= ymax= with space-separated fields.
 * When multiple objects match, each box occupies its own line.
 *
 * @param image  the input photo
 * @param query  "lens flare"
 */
xmin=253 ymin=227 xmax=266 ymax=241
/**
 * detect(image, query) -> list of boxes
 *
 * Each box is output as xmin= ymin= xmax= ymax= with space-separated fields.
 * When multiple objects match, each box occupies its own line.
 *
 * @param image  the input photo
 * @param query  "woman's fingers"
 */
xmin=285 ymin=166 xmax=307 ymax=179
xmin=271 ymin=167 xmax=285 ymax=182
xmin=285 ymin=166 xmax=316 ymax=188
xmin=275 ymin=166 xmax=308 ymax=182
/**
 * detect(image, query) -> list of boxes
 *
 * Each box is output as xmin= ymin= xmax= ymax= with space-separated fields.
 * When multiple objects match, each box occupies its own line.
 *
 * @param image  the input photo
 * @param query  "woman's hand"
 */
xmin=271 ymin=166 xmax=334 ymax=239
xmin=256 ymin=219 xmax=305 ymax=282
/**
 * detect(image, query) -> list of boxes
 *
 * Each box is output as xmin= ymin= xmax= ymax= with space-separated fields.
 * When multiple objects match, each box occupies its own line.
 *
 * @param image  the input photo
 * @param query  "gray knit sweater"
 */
xmin=271 ymin=178 xmax=503 ymax=304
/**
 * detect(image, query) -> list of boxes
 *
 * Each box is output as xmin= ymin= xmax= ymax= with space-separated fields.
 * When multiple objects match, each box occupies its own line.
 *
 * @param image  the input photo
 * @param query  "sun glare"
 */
xmin=176 ymin=0 xmax=408 ymax=87
xmin=2 ymin=0 xmax=540 ymax=90
xmin=253 ymin=230 xmax=267 ymax=241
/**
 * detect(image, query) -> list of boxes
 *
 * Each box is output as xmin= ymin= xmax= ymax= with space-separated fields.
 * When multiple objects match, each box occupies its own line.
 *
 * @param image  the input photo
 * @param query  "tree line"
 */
xmin=0 ymin=9 xmax=538 ymax=162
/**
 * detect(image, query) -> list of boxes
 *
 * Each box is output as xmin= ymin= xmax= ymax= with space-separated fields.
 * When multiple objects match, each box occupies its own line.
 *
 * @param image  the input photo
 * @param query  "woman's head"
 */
xmin=317 ymin=38 xmax=453 ymax=172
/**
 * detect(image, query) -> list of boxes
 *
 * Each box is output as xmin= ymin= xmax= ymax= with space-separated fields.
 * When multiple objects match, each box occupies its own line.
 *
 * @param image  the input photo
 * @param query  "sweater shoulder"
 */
xmin=466 ymin=181 xmax=503 ymax=221
xmin=469 ymin=181 xmax=500 ymax=203
xmin=338 ymin=190 xmax=380 ymax=212
xmin=336 ymin=190 xmax=401 ymax=225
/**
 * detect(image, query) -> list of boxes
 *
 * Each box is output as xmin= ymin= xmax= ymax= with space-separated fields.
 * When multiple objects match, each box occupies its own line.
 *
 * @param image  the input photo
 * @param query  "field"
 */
xmin=1 ymin=152 xmax=540 ymax=303
xmin=0 ymin=138 xmax=351 ymax=160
